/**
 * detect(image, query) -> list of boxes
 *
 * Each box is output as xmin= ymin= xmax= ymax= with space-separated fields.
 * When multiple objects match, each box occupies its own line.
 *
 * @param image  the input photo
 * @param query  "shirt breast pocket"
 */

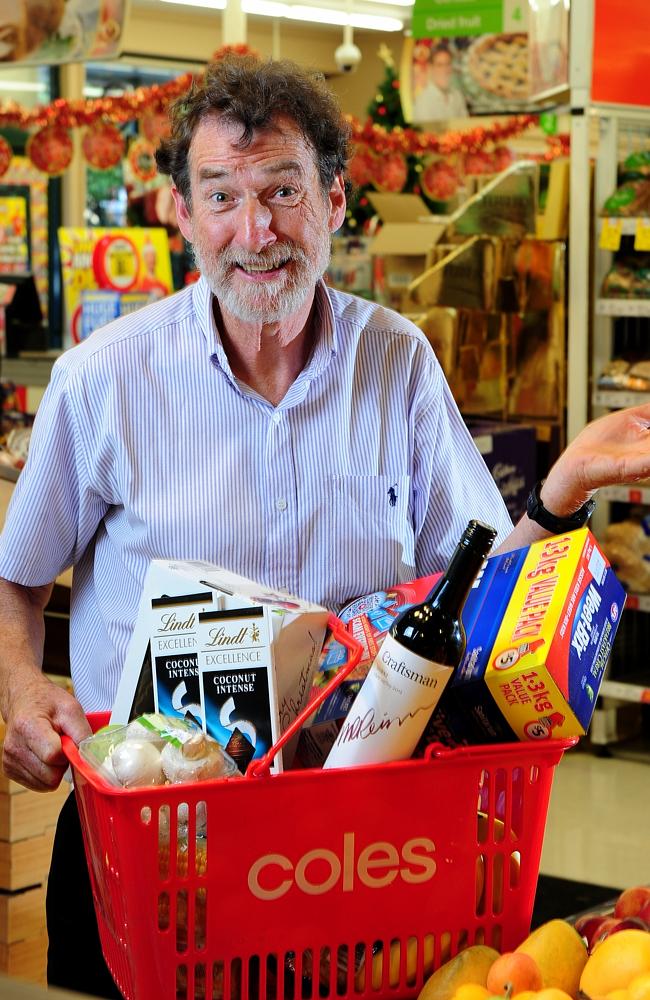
xmin=325 ymin=473 xmax=415 ymax=607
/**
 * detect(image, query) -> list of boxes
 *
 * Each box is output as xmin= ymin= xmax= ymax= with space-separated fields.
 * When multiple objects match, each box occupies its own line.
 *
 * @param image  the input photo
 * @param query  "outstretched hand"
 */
xmin=541 ymin=403 xmax=650 ymax=517
xmin=1 ymin=671 xmax=91 ymax=792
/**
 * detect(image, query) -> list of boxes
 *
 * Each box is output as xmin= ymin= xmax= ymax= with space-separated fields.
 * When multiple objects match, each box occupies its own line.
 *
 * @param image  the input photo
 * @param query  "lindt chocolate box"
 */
xmin=305 ymin=529 xmax=625 ymax=751
xmin=112 ymin=561 xmax=328 ymax=770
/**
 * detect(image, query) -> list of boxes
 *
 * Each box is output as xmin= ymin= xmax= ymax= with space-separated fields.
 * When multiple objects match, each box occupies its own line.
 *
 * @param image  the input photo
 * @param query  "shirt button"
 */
xmin=272 ymin=412 xmax=282 ymax=424
xmin=276 ymin=498 xmax=288 ymax=511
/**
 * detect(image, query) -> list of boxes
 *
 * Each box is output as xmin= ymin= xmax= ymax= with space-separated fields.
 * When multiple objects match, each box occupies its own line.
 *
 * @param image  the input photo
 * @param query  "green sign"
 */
xmin=412 ymin=0 xmax=526 ymax=40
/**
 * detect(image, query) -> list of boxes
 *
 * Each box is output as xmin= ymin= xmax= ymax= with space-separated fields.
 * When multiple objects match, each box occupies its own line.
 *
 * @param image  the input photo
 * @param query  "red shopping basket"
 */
xmin=63 ymin=614 xmax=576 ymax=1000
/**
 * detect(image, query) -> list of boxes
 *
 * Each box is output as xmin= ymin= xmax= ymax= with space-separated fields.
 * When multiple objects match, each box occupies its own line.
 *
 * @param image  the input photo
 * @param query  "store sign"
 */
xmin=411 ymin=0 xmax=526 ymax=40
xmin=591 ymin=0 xmax=650 ymax=108
xmin=0 ymin=0 xmax=129 ymax=66
xmin=0 ymin=188 xmax=30 ymax=276
xmin=58 ymin=227 xmax=173 ymax=350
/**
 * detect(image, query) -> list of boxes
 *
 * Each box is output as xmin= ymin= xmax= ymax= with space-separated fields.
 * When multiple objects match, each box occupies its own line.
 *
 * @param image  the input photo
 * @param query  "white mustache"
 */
xmin=219 ymin=244 xmax=308 ymax=270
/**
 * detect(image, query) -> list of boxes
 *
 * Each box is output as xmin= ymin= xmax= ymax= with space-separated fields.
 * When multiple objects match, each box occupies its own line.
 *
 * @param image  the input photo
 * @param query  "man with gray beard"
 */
xmin=2 ymin=54 xmax=650 ymax=995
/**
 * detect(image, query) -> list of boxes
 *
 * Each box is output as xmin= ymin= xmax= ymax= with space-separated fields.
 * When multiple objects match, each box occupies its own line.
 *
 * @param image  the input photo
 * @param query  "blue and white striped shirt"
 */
xmin=0 ymin=277 xmax=512 ymax=711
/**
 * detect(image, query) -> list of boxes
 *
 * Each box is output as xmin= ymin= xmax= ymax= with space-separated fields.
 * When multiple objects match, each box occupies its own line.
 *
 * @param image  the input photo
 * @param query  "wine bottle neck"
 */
xmin=426 ymin=542 xmax=487 ymax=615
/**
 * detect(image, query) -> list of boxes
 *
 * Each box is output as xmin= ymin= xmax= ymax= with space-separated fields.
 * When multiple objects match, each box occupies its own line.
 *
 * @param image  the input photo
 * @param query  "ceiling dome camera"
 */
xmin=335 ymin=40 xmax=362 ymax=73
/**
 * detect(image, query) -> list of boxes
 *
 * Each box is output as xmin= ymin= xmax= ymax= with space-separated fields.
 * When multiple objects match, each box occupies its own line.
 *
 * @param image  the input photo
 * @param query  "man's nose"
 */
xmin=237 ymin=197 xmax=276 ymax=252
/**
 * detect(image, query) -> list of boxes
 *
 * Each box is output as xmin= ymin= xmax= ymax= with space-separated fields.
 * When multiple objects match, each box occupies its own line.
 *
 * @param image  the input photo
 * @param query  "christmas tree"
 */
xmin=344 ymin=46 xmax=433 ymax=233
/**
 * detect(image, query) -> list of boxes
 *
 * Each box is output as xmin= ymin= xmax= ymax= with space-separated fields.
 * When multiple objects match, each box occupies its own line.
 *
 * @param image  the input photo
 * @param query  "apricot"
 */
xmin=580 ymin=929 xmax=650 ymax=997
xmin=534 ymin=990 xmax=576 ymax=1000
xmin=486 ymin=952 xmax=543 ymax=996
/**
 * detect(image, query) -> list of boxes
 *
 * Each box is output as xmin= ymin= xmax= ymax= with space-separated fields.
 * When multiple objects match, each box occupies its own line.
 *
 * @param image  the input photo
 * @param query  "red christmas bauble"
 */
xmin=82 ymin=121 xmax=125 ymax=170
xmin=27 ymin=126 xmax=74 ymax=176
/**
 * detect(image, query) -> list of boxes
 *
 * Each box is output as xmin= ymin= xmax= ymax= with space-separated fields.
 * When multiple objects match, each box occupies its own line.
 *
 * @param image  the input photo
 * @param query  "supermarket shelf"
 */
xmin=593 ymin=389 xmax=650 ymax=409
xmin=600 ymin=677 xmax=650 ymax=704
xmin=597 ymin=217 xmax=650 ymax=237
xmin=600 ymin=484 xmax=650 ymax=504
xmin=625 ymin=592 xmax=650 ymax=613
xmin=595 ymin=299 xmax=650 ymax=317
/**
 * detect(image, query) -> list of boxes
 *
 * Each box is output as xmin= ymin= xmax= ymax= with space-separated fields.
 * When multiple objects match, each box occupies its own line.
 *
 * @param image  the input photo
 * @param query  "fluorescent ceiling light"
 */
xmin=243 ymin=0 xmax=402 ymax=28
xmin=0 ymin=80 xmax=46 ymax=93
xmin=161 ymin=0 xmax=403 ymax=27
xmin=160 ymin=0 xmax=226 ymax=8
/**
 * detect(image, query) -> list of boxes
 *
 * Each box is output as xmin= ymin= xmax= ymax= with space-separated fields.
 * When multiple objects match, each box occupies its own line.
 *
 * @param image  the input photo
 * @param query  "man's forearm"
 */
xmin=0 ymin=578 xmax=54 ymax=716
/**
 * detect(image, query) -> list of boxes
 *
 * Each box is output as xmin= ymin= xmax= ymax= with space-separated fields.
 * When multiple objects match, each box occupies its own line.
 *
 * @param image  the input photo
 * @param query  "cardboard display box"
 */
xmin=112 ymin=561 xmax=329 ymax=772
xmin=467 ymin=420 xmax=537 ymax=523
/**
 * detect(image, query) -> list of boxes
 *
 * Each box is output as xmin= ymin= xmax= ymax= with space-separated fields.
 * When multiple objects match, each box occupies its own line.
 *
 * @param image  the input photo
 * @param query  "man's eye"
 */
xmin=275 ymin=186 xmax=298 ymax=198
xmin=210 ymin=191 xmax=230 ymax=203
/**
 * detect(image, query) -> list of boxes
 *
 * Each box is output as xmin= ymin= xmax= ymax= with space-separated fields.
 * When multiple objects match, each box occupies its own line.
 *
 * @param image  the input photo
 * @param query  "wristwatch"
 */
xmin=526 ymin=480 xmax=596 ymax=534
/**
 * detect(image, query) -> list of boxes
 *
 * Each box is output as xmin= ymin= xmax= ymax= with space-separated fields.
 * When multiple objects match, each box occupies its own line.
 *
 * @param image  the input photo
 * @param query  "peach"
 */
xmin=593 ymin=918 xmax=649 ymax=952
xmin=615 ymin=887 xmax=650 ymax=920
xmin=486 ymin=953 xmax=543 ymax=996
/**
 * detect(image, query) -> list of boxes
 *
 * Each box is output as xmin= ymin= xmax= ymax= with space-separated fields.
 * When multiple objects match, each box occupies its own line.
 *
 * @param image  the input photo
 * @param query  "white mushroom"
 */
xmin=111 ymin=739 xmax=165 ymax=788
xmin=161 ymin=734 xmax=233 ymax=784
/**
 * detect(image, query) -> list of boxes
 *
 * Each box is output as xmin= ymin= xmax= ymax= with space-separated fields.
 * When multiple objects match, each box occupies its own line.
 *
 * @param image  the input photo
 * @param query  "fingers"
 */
xmin=2 ymin=735 xmax=69 ymax=792
xmin=1 ymin=682 xmax=91 ymax=792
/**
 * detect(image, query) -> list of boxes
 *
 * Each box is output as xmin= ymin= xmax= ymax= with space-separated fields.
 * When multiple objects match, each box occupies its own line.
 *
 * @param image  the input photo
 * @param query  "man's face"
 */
xmin=172 ymin=114 xmax=346 ymax=324
xmin=431 ymin=51 xmax=453 ymax=90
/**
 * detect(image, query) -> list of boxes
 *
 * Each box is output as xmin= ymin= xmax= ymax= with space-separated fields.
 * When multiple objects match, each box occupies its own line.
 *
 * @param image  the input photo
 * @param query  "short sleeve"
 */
xmin=0 ymin=361 xmax=109 ymax=587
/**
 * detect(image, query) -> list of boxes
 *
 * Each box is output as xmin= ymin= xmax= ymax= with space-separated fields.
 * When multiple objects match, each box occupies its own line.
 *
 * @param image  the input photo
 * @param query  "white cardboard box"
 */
xmin=111 ymin=560 xmax=328 ymax=770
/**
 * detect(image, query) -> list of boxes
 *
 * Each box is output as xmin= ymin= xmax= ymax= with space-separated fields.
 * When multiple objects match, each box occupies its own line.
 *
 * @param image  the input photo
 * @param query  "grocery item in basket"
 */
xmin=324 ymin=520 xmax=497 ymax=769
xmin=80 ymin=713 xmax=239 ymax=788
xmin=303 ymin=528 xmax=625 ymax=761
xmin=197 ymin=604 xmax=282 ymax=773
xmin=111 ymin=560 xmax=328 ymax=770
xmin=149 ymin=588 xmax=218 ymax=727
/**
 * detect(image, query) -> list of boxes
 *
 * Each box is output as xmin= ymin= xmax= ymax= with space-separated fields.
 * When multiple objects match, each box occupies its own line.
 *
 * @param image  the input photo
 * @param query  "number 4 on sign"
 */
xmin=600 ymin=218 xmax=622 ymax=251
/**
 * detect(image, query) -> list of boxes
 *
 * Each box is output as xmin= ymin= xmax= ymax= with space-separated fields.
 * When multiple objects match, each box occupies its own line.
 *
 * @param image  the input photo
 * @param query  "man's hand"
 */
xmin=541 ymin=403 xmax=650 ymax=517
xmin=1 ymin=671 xmax=91 ymax=792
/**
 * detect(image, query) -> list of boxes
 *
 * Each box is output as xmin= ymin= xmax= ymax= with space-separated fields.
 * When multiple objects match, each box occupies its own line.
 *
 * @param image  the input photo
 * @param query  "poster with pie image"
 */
xmin=0 ymin=0 xmax=128 ymax=66
xmin=401 ymin=33 xmax=533 ymax=123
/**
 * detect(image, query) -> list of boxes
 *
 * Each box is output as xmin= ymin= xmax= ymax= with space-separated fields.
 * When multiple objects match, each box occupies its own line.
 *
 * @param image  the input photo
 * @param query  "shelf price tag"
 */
xmin=634 ymin=218 xmax=650 ymax=251
xmin=599 ymin=218 xmax=622 ymax=251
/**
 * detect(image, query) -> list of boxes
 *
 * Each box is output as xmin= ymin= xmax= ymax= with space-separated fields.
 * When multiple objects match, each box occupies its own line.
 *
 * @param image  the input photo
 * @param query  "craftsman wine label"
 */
xmin=198 ymin=605 xmax=281 ymax=773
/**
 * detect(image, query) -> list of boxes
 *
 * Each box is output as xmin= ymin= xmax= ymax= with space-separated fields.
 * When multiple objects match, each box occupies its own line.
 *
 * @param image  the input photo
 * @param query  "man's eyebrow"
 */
xmin=197 ymin=160 xmax=304 ymax=184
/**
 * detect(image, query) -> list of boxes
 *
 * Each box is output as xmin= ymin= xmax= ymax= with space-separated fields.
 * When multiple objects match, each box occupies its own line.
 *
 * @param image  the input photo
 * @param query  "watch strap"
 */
xmin=526 ymin=480 xmax=596 ymax=534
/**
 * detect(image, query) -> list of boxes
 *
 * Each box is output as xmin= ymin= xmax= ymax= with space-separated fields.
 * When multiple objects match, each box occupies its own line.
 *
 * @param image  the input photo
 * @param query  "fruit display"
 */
xmin=416 ymin=885 xmax=650 ymax=1000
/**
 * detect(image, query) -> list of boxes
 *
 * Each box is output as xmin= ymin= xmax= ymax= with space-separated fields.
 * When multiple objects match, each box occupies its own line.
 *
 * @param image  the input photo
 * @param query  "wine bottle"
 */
xmin=323 ymin=519 xmax=497 ymax=769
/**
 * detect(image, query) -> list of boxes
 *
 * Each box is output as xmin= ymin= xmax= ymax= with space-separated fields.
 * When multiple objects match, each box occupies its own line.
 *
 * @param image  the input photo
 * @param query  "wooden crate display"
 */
xmin=0 ymin=720 xmax=70 ymax=984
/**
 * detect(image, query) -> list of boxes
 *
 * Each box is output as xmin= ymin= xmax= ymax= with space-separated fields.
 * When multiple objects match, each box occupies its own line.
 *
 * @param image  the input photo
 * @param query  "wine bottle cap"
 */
xmin=461 ymin=519 xmax=497 ymax=553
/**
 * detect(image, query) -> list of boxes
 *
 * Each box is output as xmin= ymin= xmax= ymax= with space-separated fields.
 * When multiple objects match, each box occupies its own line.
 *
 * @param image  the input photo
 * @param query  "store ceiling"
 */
xmin=133 ymin=0 xmax=411 ymax=38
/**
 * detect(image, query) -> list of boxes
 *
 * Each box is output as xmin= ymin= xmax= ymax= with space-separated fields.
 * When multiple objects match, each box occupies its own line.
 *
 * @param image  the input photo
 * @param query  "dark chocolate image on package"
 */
xmin=201 ymin=665 xmax=274 ymax=761
xmin=225 ymin=726 xmax=256 ymax=773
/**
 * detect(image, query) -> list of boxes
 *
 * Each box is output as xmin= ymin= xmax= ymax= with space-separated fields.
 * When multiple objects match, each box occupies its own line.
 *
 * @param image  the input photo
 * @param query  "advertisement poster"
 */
xmin=1 ymin=159 xmax=48 ymax=320
xmin=404 ymin=0 xmax=531 ymax=122
xmin=0 ymin=188 xmax=30 ymax=275
xmin=58 ymin=227 xmax=173 ymax=349
xmin=0 ymin=0 xmax=128 ymax=66
xmin=527 ymin=0 xmax=569 ymax=101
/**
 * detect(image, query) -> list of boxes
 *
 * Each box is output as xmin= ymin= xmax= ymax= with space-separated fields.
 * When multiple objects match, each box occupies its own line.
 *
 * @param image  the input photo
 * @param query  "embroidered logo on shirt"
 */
xmin=387 ymin=485 xmax=398 ymax=507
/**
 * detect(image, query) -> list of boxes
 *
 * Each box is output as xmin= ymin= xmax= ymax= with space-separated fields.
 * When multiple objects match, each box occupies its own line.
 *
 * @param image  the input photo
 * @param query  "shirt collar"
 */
xmin=192 ymin=274 xmax=338 ymax=387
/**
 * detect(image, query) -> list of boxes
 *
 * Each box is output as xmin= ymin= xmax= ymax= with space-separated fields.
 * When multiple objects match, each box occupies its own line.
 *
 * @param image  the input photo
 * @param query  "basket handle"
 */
xmin=246 ymin=613 xmax=363 ymax=778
